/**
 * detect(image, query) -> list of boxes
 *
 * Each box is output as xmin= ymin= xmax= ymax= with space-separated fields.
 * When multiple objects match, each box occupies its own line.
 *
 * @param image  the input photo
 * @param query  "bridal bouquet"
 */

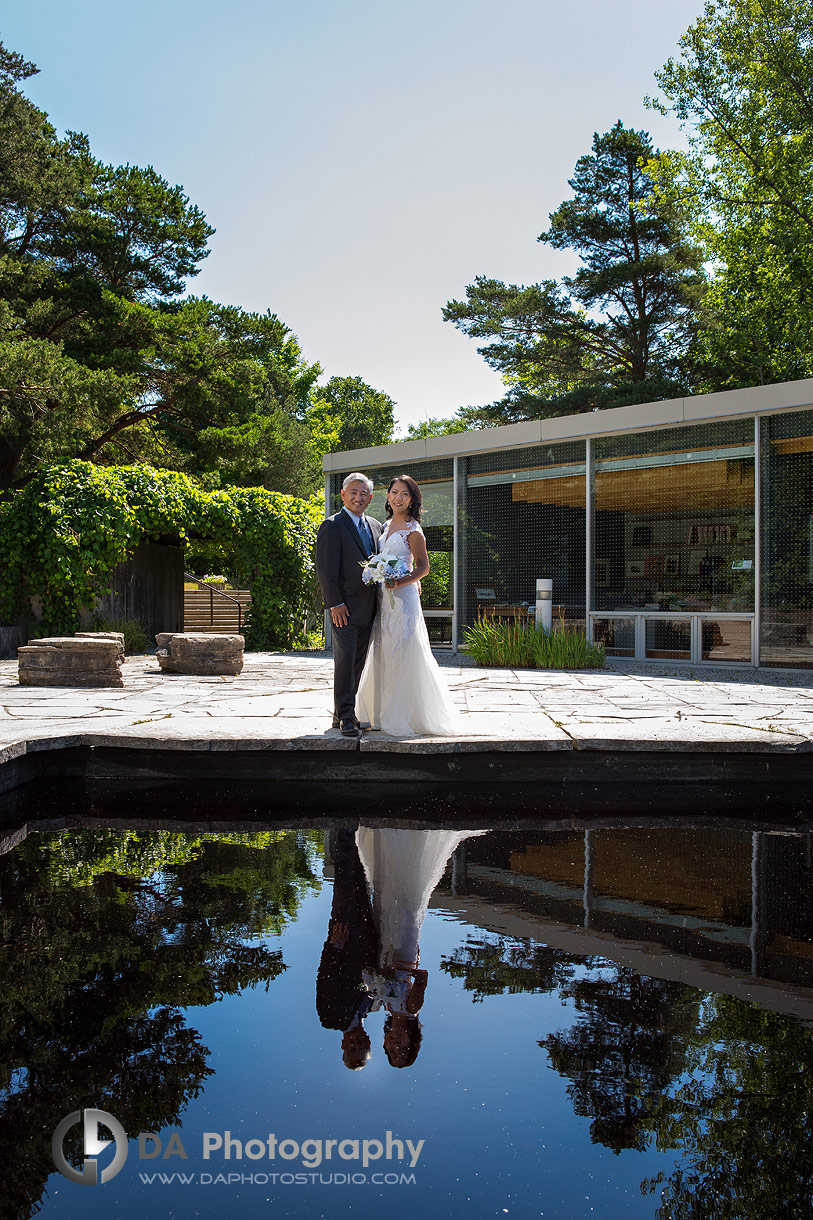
xmin=359 ymin=968 xmax=406 ymax=1000
xmin=359 ymin=552 xmax=410 ymax=607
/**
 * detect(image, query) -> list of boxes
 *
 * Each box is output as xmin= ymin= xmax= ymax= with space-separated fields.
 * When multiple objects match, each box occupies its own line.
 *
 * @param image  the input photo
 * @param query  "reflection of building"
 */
xmin=431 ymin=826 xmax=813 ymax=1019
xmin=325 ymin=378 xmax=813 ymax=668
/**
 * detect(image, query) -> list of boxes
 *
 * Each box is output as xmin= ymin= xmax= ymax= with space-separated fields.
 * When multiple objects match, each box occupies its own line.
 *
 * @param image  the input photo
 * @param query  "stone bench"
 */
xmin=18 ymin=633 xmax=124 ymax=687
xmin=155 ymin=632 xmax=244 ymax=676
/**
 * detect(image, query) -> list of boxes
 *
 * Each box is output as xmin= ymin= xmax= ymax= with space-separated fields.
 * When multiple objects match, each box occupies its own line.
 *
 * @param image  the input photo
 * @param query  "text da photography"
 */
xmin=144 ymin=1128 xmax=425 ymax=1170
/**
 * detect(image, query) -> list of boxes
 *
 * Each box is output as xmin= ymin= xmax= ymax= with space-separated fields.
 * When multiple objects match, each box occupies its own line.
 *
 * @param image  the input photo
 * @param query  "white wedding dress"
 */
xmin=356 ymin=521 xmax=461 ymax=737
xmin=356 ymin=827 xmax=487 ymax=981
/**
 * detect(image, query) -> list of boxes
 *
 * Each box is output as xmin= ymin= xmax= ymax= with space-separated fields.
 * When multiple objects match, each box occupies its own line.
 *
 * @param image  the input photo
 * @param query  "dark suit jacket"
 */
xmin=315 ymin=509 xmax=383 ymax=618
xmin=316 ymin=829 xmax=378 ymax=1031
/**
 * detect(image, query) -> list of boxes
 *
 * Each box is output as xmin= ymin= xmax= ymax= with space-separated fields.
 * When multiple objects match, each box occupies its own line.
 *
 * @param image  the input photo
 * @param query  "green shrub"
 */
xmin=0 ymin=461 xmax=322 ymax=649
xmin=464 ymin=615 xmax=605 ymax=670
xmin=422 ymin=550 xmax=450 ymax=608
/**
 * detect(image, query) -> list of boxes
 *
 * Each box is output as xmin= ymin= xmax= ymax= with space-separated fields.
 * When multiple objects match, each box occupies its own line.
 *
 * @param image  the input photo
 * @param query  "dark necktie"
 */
xmin=358 ymin=517 xmax=372 ymax=553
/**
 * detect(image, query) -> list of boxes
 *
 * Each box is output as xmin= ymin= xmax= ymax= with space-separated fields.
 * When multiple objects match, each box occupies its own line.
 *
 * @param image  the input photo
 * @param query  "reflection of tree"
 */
xmin=0 ymin=829 xmax=320 ymax=1220
xmin=540 ymin=959 xmax=813 ymax=1214
xmin=440 ymin=934 xmax=573 ymax=1003
xmin=541 ymin=966 xmax=698 ymax=1153
xmin=643 ymin=995 xmax=813 ymax=1220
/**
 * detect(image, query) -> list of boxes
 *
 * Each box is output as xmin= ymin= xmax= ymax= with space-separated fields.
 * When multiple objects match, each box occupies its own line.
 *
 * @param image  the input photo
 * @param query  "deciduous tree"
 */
xmin=651 ymin=0 xmax=813 ymax=388
xmin=0 ymin=42 xmax=321 ymax=495
xmin=308 ymin=374 xmax=395 ymax=456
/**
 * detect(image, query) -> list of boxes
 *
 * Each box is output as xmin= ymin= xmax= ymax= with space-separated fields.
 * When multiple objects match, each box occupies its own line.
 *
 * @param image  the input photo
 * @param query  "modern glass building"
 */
xmin=324 ymin=378 xmax=813 ymax=669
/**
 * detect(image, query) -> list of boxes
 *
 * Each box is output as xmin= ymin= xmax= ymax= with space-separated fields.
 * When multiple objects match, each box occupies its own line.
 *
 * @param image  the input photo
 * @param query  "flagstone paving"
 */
xmin=3 ymin=650 xmax=813 ymax=763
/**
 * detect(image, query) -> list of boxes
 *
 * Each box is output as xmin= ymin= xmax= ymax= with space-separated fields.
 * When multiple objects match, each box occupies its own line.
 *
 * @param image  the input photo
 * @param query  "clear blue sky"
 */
xmin=4 ymin=0 xmax=703 ymax=431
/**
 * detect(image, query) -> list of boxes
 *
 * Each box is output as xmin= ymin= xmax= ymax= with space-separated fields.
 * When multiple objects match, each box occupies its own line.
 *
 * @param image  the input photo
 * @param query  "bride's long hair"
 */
xmin=385 ymin=474 xmax=422 ymax=521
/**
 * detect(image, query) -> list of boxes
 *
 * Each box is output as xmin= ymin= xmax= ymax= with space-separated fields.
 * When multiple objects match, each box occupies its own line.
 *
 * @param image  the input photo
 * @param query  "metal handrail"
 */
xmin=184 ymin=573 xmax=246 ymax=633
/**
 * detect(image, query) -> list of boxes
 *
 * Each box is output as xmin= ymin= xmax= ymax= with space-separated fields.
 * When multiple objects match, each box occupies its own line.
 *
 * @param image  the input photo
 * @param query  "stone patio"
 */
xmin=2 ymin=650 xmax=813 ymax=764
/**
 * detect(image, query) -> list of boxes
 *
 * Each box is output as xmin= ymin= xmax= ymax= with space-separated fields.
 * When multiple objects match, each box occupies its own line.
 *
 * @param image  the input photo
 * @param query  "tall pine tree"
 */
xmin=443 ymin=123 xmax=705 ymax=426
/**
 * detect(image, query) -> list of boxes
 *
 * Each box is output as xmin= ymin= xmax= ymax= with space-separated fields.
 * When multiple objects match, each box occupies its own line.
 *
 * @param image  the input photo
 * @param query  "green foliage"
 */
xmin=441 ymin=933 xmax=572 ymax=1003
xmin=443 ymin=123 xmax=704 ymax=426
xmin=27 ymin=826 xmax=321 ymax=896
xmin=650 ymin=0 xmax=813 ymax=389
xmin=403 ymin=416 xmax=471 ymax=440
xmin=308 ymin=374 xmax=395 ymax=457
xmin=90 ymin=612 xmax=150 ymax=654
xmin=640 ymin=991 xmax=813 ymax=1217
xmin=0 ymin=40 xmax=324 ymax=497
xmin=0 ymin=460 xmax=322 ymax=647
xmin=545 ymin=967 xmax=698 ymax=1155
xmin=0 ymin=826 xmax=319 ymax=1217
xmin=422 ymin=550 xmax=450 ymax=608
xmin=464 ymin=614 xmax=605 ymax=670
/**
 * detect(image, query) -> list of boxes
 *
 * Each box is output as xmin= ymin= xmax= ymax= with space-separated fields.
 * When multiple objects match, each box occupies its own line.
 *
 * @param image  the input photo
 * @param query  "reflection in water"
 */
xmin=543 ymin=970 xmax=696 ymax=1154
xmin=318 ymin=828 xmax=484 ymax=1069
xmin=0 ymin=828 xmax=320 ymax=1220
xmin=439 ymin=826 xmax=813 ymax=1219
xmin=2 ymin=817 xmax=813 ymax=1218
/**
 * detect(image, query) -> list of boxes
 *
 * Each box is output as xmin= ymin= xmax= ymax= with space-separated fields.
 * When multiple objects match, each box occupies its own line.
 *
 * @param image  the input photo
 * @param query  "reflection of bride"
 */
xmin=356 ymin=826 xmax=486 ymax=1067
xmin=356 ymin=474 xmax=460 ymax=738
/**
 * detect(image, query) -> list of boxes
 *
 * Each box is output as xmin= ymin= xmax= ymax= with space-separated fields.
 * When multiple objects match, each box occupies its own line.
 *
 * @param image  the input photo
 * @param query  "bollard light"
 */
xmin=535 ymin=578 xmax=552 ymax=632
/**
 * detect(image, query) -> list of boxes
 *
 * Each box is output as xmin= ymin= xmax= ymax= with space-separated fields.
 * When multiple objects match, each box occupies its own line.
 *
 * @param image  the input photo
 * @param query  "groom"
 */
xmin=315 ymin=472 xmax=382 ymax=736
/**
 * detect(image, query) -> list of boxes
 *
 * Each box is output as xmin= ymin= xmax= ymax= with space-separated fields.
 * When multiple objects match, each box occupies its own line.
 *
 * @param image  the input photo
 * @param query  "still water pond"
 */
xmin=3 ymin=810 xmax=813 ymax=1220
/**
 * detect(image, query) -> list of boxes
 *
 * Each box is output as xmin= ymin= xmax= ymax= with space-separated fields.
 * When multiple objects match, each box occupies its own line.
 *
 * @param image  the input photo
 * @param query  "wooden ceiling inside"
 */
xmin=512 ymin=460 xmax=754 ymax=513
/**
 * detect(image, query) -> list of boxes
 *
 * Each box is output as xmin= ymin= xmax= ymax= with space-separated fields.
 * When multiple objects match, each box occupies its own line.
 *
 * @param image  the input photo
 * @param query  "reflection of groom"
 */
xmin=316 ymin=828 xmax=378 ymax=1070
xmin=315 ymin=473 xmax=382 ymax=735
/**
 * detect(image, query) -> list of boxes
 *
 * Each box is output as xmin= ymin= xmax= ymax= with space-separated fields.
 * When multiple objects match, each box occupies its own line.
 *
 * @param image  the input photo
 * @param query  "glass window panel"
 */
xmin=330 ymin=460 xmax=454 ymax=611
xmin=701 ymin=619 xmax=752 ymax=662
xmin=424 ymin=613 xmax=453 ymax=646
xmin=592 ymin=617 xmax=635 ymax=657
xmin=594 ymin=420 xmax=755 ymax=615
xmin=330 ymin=460 xmax=454 ymax=515
xmin=645 ymin=618 xmax=691 ymax=661
xmin=761 ymin=410 xmax=813 ymax=667
xmin=460 ymin=442 xmax=586 ymax=631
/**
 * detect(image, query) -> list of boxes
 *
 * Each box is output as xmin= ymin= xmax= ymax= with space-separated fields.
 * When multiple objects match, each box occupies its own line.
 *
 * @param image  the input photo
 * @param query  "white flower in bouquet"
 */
xmin=359 ymin=552 xmax=410 ymax=607
xmin=360 ymin=968 xmax=407 ymax=1001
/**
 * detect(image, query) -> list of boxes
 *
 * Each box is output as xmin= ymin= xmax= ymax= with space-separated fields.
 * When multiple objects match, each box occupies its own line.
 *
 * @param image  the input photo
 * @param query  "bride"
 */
xmin=356 ymin=474 xmax=460 ymax=737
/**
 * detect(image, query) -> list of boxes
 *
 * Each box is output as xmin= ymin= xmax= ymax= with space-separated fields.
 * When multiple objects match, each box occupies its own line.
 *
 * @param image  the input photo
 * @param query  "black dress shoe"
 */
xmin=332 ymin=714 xmax=359 ymax=729
xmin=340 ymin=718 xmax=360 ymax=737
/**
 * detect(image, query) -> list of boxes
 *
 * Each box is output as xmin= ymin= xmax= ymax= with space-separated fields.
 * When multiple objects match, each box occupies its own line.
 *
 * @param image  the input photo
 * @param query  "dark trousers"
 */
xmin=332 ymin=615 xmax=374 ymax=721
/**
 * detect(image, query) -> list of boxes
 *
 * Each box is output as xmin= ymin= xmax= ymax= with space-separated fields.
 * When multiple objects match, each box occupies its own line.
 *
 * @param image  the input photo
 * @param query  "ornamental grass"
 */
xmin=463 ymin=614 xmax=605 ymax=670
xmin=91 ymin=614 xmax=151 ymax=655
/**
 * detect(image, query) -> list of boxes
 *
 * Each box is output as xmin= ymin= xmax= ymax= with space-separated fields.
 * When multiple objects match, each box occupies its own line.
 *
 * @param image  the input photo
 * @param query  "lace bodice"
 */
xmin=375 ymin=521 xmax=422 ymax=653
xmin=379 ymin=519 xmax=422 ymax=562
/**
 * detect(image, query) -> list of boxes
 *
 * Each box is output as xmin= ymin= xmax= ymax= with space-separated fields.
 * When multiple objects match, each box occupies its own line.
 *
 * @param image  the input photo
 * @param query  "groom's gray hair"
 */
xmin=342 ymin=472 xmax=374 ymax=492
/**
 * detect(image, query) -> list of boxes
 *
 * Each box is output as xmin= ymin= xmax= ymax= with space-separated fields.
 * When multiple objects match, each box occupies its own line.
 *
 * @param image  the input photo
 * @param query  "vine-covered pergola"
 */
xmin=0 ymin=462 xmax=322 ymax=647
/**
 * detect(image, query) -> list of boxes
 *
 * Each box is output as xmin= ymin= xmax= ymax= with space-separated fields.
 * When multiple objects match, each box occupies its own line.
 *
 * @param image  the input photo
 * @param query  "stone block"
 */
xmin=155 ymin=632 xmax=244 ymax=676
xmin=74 ymin=631 xmax=126 ymax=659
xmin=18 ymin=637 xmax=123 ymax=688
